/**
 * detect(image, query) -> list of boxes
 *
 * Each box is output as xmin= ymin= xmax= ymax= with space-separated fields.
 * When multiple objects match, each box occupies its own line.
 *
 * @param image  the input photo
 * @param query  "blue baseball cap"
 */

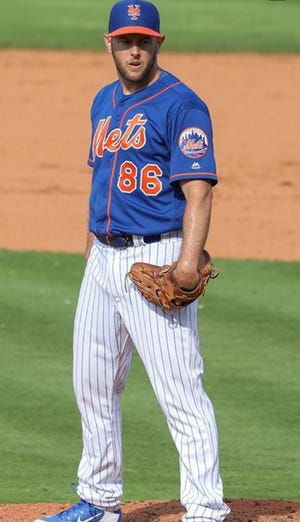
xmin=106 ymin=1 xmax=163 ymax=38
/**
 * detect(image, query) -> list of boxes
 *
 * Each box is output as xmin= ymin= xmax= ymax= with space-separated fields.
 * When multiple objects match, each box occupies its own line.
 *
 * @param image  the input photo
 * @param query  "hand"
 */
xmin=174 ymin=251 xmax=208 ymax=290
xmin=173 ymin=265 xmax=200 ymax=291
xmin=85 ymin=232 xmax=94 ymax=260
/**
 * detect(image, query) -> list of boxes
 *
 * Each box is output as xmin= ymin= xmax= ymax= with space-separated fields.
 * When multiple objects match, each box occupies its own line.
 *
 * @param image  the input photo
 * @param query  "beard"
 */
xmin=111 ymin=48 xmax=158 ymax=89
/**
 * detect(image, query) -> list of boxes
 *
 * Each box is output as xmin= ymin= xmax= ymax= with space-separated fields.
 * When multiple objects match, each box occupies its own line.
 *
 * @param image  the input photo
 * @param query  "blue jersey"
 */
xmin=87 ymin=70 xmax=217 ymax=236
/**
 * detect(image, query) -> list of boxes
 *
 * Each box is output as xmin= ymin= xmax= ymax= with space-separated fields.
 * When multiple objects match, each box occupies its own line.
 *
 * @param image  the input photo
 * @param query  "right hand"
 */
xmin=85 ymin=232 xmax=94 ymax=260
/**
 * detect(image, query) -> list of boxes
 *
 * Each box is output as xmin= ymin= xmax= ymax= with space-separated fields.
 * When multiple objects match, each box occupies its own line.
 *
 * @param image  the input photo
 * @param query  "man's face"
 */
xmin=105 ymin=34 xmax=163 ymax=90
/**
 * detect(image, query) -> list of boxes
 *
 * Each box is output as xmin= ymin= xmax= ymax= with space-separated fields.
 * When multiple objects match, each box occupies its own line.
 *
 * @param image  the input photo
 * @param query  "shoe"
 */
xmin=34 ymin=499 xmax=122 ymax=522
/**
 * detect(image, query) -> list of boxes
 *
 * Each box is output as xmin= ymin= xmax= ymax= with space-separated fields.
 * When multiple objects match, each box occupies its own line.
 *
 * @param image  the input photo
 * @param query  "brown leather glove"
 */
xmin=126 ymin=249 xmax=219 ymax=312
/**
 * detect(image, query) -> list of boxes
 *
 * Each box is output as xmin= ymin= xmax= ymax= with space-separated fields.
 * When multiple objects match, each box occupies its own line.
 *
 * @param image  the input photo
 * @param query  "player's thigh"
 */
xmin=73 ymin=246 xmax=133 ymax=397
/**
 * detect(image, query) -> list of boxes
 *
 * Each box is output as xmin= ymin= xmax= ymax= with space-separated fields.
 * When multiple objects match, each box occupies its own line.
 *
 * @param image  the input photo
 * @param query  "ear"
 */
xmin=104 ymin=34 xmax=112 ymax=53
xmin=157 ymin=35 xmax=165 ymax=54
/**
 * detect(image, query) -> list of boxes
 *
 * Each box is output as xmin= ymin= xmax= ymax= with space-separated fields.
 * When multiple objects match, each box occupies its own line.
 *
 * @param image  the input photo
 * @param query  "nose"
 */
xmin=130 ymin=45 xmax=141 ymax=57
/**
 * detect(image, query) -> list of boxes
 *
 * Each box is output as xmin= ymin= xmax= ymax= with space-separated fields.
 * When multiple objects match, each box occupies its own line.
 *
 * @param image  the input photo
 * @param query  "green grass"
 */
xmin=199 ymin=259 xmax=300 ymax=500
xmin=0 ymin=0 xmax=299 ymax=52
xmin=0 ymin=251 xmax=84 ymax=502
xmin=0 ymin=250 xmax=299 ymax=504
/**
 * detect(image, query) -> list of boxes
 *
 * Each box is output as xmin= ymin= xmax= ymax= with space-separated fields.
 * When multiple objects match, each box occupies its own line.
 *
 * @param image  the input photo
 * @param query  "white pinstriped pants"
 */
xmin=73 ymin=234 xmax=230 ymax=522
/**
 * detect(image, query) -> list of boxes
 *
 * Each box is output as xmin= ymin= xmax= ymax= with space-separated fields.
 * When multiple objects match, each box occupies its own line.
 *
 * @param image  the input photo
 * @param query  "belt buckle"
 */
xmin=108 ymin=234 xmax=132 ymax=248
xmin=121 ymin=234 xmax=132 ymax=247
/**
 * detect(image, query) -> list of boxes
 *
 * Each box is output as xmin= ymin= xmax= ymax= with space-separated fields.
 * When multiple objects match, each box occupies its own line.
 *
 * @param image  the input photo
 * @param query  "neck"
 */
xmin=120 ymin=67 xmax=162 ymax=95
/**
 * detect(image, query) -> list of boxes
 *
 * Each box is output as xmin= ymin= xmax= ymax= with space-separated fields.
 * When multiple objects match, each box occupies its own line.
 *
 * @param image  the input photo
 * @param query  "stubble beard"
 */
xmin=112 ymin=50 xmax=158 ymax=90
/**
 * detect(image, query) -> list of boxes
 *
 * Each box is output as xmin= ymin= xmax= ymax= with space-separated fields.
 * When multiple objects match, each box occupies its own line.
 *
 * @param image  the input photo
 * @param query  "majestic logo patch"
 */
xmin=191 ymin=161 xmax=201 ymax=169
xmin=128 ymin=4 xmax=141 ymax=21
xmin=179 ymin=127 xmax=209 ymax=159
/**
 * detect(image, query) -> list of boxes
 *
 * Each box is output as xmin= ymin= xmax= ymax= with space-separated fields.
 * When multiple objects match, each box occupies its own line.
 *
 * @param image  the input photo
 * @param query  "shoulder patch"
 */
xmin=179 ymin=127 xmax=209 ymax=159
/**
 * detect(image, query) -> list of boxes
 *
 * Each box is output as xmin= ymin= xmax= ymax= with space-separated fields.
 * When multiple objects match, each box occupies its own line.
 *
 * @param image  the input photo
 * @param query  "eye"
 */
xmin=140 ymin=38 xmax=151 ymax=45
xmin=115 ymin=36 xmax=131 ymax=46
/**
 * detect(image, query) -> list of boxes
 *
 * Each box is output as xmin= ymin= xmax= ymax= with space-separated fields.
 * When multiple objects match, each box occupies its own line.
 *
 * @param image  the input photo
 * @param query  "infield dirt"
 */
xmin=0 ymin=50 xmax=299 ymax=521
xmin=0 ymin=50 xmax=299 ymax=259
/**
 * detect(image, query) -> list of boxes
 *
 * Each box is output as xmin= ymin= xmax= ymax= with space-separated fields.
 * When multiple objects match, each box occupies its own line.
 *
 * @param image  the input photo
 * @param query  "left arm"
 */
xmin=174 ymin=179 xmax=213 ymax=290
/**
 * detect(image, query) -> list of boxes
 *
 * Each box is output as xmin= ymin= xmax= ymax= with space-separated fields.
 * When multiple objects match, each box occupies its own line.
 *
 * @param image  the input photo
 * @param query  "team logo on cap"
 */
xmin=179 ymin=127 xmax=209 ymax=158
xmin=128 ymin=4 xmax=141 ymax=20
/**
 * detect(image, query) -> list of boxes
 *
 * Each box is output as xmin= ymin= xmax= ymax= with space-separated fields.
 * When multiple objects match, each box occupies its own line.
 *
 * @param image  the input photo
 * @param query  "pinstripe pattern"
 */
xmin=73 ymin=235 xmax=229 ymax=521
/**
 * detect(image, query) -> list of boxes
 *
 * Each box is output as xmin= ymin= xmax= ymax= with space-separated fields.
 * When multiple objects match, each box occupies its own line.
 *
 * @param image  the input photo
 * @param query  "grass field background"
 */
xmin=0 ymin=250 xmax=299 ymax=503
xmin=0 ymin=0 xmax=300 ymax=52
xmin=1 ymin=0 xmax=300 ymax=507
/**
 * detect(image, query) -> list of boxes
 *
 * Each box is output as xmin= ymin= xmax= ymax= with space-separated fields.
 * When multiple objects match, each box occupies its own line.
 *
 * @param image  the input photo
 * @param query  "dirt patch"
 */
xmin=0 ymin=50 xmax=299 ymax=259
xmin=0 ymin=499 xmax=300 ymax=522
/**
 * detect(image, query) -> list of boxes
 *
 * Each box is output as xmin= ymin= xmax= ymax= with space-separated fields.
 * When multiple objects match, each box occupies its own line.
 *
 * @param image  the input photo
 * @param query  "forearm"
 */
xmin=175 ymin=180 xmax=213 ymax=289
xmin=180 ymin=191 xmax=211 ymax=264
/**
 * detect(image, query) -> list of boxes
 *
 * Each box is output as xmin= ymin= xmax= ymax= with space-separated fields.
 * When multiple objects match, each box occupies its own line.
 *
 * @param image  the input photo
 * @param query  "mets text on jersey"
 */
xmin=92 ymin=114 xmax=147 ymax=158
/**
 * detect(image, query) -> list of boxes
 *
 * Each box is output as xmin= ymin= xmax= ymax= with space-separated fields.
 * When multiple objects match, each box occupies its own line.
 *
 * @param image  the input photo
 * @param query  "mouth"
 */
xmin=128 ymin=61 xmax=142 ymax=69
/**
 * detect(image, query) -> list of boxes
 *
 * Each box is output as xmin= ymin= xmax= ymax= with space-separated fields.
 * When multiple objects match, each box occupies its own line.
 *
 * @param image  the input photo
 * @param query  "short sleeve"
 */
xmin=168 ymin=108 xmax=217 ymax=186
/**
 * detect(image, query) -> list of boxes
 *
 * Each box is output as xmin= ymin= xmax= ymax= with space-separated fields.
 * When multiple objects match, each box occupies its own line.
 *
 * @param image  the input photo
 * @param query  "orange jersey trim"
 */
xmin=170 ymin=172 xmax=217 ymax=179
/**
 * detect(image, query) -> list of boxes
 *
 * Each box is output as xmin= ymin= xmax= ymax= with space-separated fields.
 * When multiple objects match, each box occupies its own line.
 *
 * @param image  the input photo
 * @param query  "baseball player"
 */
xmin=35 ymin=2 xmax=230 ymax=522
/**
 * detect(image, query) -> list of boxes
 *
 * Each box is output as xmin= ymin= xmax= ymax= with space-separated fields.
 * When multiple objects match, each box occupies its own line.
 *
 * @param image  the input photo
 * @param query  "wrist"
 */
xmin=176 ymin=256 xmax=202 ymax=272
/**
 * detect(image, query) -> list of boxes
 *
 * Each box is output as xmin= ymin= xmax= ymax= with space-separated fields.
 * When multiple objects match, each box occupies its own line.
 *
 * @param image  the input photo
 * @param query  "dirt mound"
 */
xmin=0 ymin=499 xmax=299 ymax=522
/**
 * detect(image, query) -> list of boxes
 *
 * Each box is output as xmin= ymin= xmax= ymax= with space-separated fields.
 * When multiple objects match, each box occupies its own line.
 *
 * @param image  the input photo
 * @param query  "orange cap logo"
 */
xmin=128 ymin=4 xmax=141 ymax=21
